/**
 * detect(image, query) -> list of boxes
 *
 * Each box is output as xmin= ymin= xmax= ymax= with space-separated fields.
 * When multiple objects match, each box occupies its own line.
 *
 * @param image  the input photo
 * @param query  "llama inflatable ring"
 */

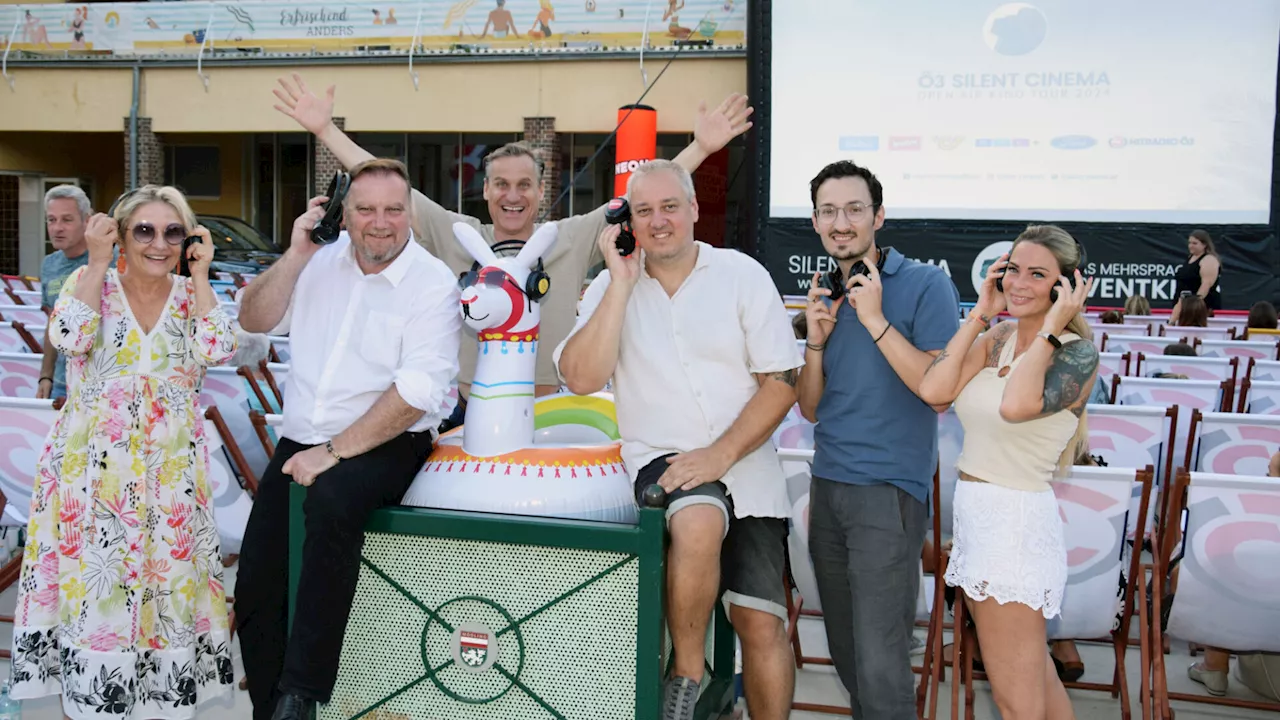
xmin=400 ymin=222 xmax=637 ymax=524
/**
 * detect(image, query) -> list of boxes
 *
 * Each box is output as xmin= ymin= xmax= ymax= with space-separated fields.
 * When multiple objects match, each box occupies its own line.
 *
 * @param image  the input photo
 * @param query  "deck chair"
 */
xmin=1086 ymin=404 xmax=1176 ymax=546
xmin=0 ymin=304 xmax=46 ymax=327
xmin=1161 ymin=325 xmax=1234 ymax=343
xmin=201 ymin=366 xmax=271 ymax=480
xmin=1245 ymin=358 xmax=1280 ymax=382
xmin=0 ymin=275 xmax=35 ymax=292
xmin=1196 ymin=339 xmax=1279 ymax=362
xmin=1146 ymin=470 xmax=1280 ymax=717
xmin=1136 ymin=354 xmax=1237 ymax=385
xmin=1236 ymin=379 xmax=1280 ymax=415
xmin=1096 ymin=352 xmax=1131 ymax=388
xmin=1103 ymin=334 xmax=1187 ymax=356
xmin=1188 ymin=411 xmax=1280 ymax=477
xmin=949 ymin=466 xmax=1155 ymax=720
xmin=0 ymin=322 xmax=41 ymax=354
xmin=9 ymin=289 xmax=41 ymax=306
xmin=0 ymin=352 xmax=44 ymax=398
xmin=269 ymin=335 xmax=292 ymax=363
xmin=202 ymin=406 xmax=258 ymax=558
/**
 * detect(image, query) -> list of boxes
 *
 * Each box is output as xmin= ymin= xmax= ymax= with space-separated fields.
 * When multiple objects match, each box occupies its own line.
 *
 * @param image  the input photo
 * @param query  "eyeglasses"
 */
xmin=814 ymin=203 xmax=878 ymax=225
xmin=131 ymin=222 xmax=188 ymax=246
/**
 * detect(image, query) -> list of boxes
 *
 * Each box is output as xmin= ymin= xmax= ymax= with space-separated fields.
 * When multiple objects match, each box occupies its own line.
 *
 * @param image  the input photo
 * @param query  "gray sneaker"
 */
xmin=662 ymin=675 xmax=701 ymax=720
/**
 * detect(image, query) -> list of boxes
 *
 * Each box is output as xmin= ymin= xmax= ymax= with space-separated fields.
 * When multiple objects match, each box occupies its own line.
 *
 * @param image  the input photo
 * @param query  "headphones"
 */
xmin=311 ymin=171 xmax=351 ymax=245
xmin=818 ymin=246 xmax=892 ymax=302
xmin=995 ymin=238 xmax=1088 ymax=303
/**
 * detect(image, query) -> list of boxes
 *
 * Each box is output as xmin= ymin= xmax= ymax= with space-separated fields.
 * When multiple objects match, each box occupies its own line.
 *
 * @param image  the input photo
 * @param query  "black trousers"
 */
xmin=234 ymin=431 xmax=433 ymax=718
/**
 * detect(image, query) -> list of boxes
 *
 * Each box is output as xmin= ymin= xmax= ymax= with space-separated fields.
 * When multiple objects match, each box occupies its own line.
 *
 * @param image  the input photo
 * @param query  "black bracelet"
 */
xmin=805 ymin=342 xmax=825 ymax=352
xmin=38 ymin=376 xmax=52 ymax=384
xmin=873 ymin=324 xmax=891 ymax=344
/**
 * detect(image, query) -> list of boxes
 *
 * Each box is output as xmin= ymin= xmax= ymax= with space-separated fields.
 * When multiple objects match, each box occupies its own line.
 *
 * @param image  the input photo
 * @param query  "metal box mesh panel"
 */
xmin=320 ymin=532 xmax=640 ymax=720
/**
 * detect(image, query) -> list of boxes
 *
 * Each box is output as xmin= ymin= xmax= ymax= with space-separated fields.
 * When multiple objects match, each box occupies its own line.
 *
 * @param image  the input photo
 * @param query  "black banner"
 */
xmin=762 ymin=219 xmax=1280 ymax=310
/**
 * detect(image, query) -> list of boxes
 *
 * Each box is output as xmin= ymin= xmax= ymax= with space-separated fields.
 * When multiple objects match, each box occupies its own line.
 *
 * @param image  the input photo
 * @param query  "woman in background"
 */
xmin=920 ymin=225 xmax=1097 ymax=720
xmin=1123 ymin=295 xmax=1151 ymax=317
xmin=1172 ymin=230 xmax=1221 ymax=322
xmin=10 ymin=185 xmax=237 ymax=719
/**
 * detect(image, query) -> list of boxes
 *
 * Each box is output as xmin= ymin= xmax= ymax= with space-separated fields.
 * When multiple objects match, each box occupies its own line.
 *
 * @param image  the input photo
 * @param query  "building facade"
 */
xmin=0 ymin=0 xmax=748 ymax=276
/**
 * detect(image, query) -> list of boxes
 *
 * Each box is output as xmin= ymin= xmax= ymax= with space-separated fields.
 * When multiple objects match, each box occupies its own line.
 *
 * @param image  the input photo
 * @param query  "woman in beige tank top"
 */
xmin=920 ymin=225 xmax=1100 ymax=720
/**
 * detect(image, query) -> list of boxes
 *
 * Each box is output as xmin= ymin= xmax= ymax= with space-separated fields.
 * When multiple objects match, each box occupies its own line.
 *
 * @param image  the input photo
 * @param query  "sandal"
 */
xmin=1052 ymin=655 xmax=1085 ymax=683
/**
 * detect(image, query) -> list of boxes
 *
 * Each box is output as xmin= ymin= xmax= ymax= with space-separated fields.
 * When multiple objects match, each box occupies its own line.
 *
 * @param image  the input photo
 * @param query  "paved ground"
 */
xmin=0 ymin=564 xmax=1272 ymax=719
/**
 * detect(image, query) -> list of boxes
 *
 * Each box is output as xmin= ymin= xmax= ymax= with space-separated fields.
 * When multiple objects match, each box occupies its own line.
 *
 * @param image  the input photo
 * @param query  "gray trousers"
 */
xmin=808 ymin=477 xmax=929 ymax=720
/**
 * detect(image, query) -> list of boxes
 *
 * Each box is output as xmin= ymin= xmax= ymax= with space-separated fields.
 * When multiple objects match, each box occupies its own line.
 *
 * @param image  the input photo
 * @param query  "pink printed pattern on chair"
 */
xmin=0 ymin=400 xmax=59 ymax=525
xmin=1194 ymin=415 xmax=1280 ymax=476
xmin=1165 ymin=474 xmax=1280 ymax=653
xmin=0 ymin=354 xmax=42 ymax=398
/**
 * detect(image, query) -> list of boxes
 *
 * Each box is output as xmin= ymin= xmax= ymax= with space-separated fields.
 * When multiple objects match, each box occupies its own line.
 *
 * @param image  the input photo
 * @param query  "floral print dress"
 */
xmin=10 ymin=266 xmax=238 ymax=719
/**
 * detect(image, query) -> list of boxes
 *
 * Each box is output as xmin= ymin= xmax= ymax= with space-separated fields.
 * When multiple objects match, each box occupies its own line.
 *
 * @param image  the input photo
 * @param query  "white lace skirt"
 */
xmin=944 ymin=479 xmax=1067 ymax=619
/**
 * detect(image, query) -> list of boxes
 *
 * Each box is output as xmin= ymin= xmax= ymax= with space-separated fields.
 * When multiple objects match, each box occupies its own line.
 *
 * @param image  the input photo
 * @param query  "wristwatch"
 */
xmin=325 ymin=440 xmax=343 ymax=462
xmin=1036 ymin=331 xmax=1063 ymax=349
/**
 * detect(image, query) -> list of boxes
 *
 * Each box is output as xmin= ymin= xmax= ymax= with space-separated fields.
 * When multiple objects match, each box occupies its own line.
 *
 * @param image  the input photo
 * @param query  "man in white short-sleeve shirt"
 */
xmin=554 ymin=160 xmax=802 ymax=720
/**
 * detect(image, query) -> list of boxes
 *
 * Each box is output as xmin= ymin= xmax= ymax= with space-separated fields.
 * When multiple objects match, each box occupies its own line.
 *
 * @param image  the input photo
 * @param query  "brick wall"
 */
xmin=313 ymin=117 xmax=346 ymax=195
xmin=123 ymin=116 xmax=164 ymax=189
xmin=0 ymin=176 xmax=18 ymax=275
xmin=523 ymin=116 xmax=560 ymax=221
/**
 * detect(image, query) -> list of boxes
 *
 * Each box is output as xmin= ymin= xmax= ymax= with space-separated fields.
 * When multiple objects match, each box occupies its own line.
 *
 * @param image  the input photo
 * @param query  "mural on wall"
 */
xmin=0 ymin=0 xmax=744 ymax=54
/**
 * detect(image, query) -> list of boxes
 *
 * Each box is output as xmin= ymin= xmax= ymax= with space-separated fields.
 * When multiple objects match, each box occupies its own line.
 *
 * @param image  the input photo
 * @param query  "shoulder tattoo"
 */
xmin=1042 ymin=340 xmax=1099 ymax=416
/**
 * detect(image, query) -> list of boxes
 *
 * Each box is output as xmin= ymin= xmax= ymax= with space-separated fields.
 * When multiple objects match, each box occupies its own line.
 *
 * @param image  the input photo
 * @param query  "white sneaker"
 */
xmin=1188 ymin=662 xmax=1228 ymax=696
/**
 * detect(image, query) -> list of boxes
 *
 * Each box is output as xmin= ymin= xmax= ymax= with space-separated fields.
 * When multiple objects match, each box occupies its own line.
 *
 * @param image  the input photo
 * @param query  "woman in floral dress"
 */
xmin=10 ymin=186 xmax=238 ymax=719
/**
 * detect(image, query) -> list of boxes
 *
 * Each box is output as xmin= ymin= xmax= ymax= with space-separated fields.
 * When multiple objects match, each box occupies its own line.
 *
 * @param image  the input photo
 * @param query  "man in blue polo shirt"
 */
xmin=796 ymin=160 xmax=960 ymax=719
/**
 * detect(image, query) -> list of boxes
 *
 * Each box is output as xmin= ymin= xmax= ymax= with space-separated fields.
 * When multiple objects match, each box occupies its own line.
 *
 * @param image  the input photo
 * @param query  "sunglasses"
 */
xmin=131 ymin=222 xmax=188 ymax=246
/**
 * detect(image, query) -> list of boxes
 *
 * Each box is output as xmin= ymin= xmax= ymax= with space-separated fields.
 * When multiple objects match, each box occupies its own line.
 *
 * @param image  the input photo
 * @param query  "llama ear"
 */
xmin=513 ymin=223 xmax=559 ymax=270
xmin=453 ymin=223 xmax=498 ymax=266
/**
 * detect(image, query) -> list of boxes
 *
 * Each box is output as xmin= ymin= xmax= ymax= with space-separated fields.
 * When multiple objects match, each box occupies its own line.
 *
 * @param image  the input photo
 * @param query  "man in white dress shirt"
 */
xmin=554 ymin=160 xmax=803 ymax=720
xmin=234 ymin=158 xmax=461 ymax=720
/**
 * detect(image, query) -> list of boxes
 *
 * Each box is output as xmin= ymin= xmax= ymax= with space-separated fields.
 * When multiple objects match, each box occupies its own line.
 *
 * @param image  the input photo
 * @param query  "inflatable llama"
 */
xmin=399 ymin=222 xmax=637 ymax=523
xmin=452 ymin=221 xmax=555 ymax=458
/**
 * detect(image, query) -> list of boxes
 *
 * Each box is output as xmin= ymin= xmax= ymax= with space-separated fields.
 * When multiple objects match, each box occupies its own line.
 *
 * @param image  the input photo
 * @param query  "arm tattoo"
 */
xmin=984 ymin=323 xmax=1015 ymax=368
xmin=765 ymin=369 xmax=798 ymax=388
xmin=1042 ymin=340 xmax=1099 ymax=416
xmin=928 ymin=348 xmax=950 ymax=371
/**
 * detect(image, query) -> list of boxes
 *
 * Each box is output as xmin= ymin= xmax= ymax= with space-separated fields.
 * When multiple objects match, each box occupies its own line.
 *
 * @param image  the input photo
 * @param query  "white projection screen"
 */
xmin=769 ymin=1 xmax=1280 ymax=224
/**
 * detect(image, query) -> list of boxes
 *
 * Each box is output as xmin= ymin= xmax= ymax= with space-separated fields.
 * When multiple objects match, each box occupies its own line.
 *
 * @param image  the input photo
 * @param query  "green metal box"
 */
xmin=288 ymin=485 xmax=735 ymax=720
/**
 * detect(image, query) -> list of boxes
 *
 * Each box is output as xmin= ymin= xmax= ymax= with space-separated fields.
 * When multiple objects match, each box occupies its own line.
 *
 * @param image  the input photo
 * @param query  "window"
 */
xmin=163 ymin=146 xmax=221 ymax=198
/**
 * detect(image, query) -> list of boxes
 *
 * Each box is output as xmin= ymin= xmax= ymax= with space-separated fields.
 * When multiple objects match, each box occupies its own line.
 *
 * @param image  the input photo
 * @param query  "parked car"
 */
xmin=197 ymin=215 xmax=282 ymax=275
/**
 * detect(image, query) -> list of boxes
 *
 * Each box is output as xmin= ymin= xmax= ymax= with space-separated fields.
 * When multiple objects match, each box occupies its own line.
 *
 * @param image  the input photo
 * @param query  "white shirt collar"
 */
xmin=336 ymin=230 xmax=422 ymax=288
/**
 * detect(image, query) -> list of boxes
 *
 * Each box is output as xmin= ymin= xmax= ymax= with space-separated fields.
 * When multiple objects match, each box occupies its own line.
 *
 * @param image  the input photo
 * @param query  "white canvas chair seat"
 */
xmin=0 ymin=352 xmax=44 ymax=398
xmin=1137 ymin=354 xmax=1237 ymax=384
xmin=0 ymin=398 xmax=58 ymax=527
xmin=269 ymin=336 xmax=291 ymax=363
xmin=0 ymin=304 xmax=47 ymax=327
xmin=201 ymin=366 xmax=270 ymax=479
xmin=0 ymin=322 xmax=38 ymax=354
xmin=202 ymin=409 xmax=255 ymax=557
xmin=1096 ymin=351 xmax=1129 ymax=382
xmin=1087 ymin=404 xmax=1175 ymax=542
xmin=1246 ymin=359 xmax=1280 ymax=382
xmin=1237 ymin=380 xmax=1280 ymax=415
xmin=1047 ymin=466 xmax=1148 ymax=641
xmin=1162 ymin=326 xmax=1234 ymax=342
xmin=1165 ymin=472 xmax=1280 ymax=652
xmin=1190 ymin=412 xmax=1280 ymax=477
xmin=1197 ymin=339 xmax=1278 ymax=361
xmin=1104 ymin=334 xmax=1187 ymax=355
xmin=1115 ymin=377 xmax=1226 ymax=486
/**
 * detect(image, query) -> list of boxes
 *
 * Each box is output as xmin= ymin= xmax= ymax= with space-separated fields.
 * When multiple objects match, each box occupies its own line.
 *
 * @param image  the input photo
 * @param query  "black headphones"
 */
xmin=818 ymin=246 xmax=892 ymax=302
xmin=995 ymin=238 xmax=1088 ymax=302
xmin=311 ymin=172 xmax=351 ymax=245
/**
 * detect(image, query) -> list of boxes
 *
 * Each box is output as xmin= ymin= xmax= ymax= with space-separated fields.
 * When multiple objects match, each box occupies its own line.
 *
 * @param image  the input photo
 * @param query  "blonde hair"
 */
xmin=112 ymin=185 xmax=197 ymax=237
xmin=1011 ymin=224 xmax=1093 ymax=473
xmin=1124 ymin=295 xmax=1151 ymax=316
